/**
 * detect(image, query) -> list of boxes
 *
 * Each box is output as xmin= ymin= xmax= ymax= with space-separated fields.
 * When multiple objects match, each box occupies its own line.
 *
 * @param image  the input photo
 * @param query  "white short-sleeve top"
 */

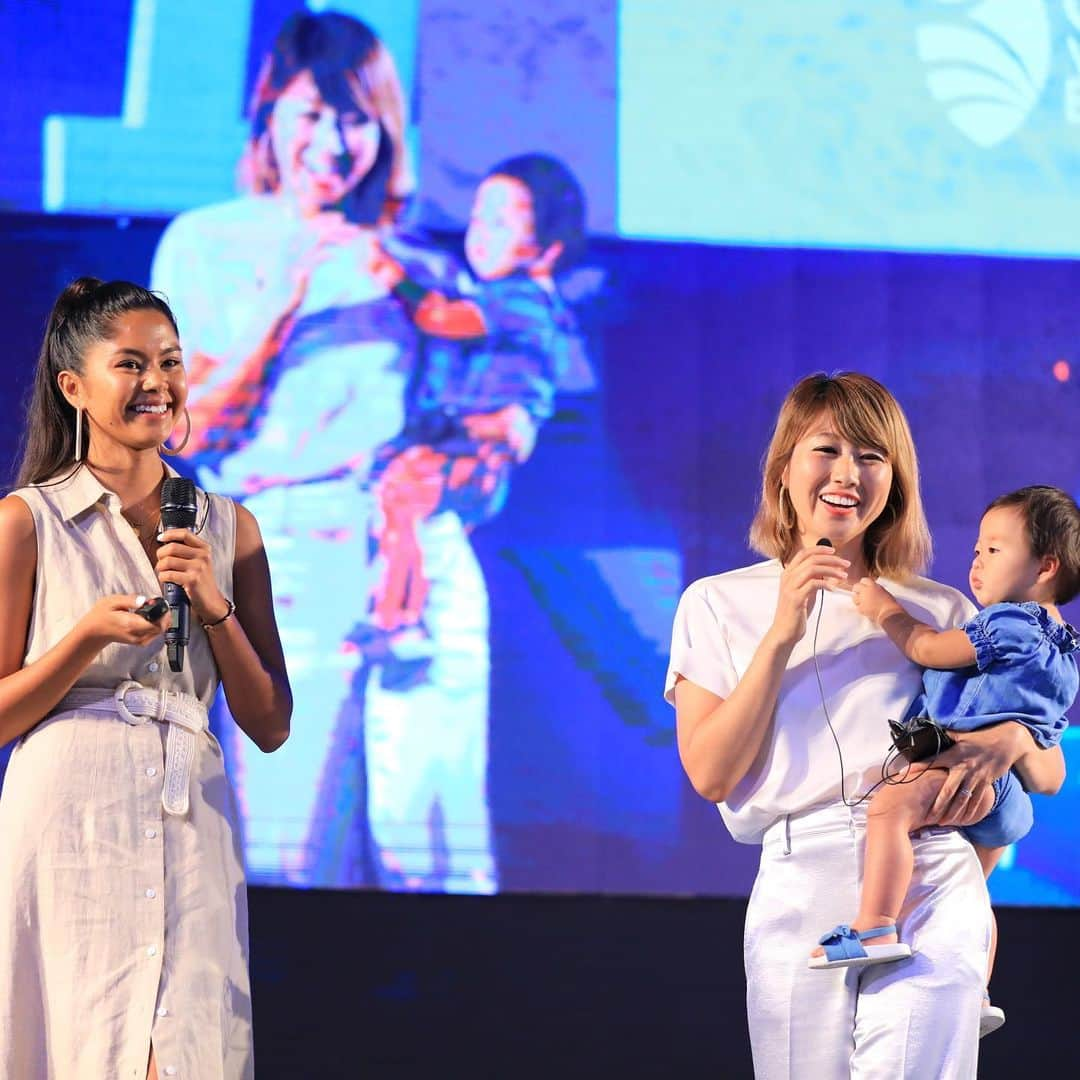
xmin=665 ymin=559 xmax=976 ymax=843
xmin=150 ymin=196 xmax=415 ymax=494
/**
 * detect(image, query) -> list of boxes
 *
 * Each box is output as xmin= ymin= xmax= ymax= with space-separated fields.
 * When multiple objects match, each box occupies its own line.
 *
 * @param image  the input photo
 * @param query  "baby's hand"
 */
xmin=852 ymin=577 xmax=901 ymax=625
xmin=368 ymin=242 xmax=405 ymax=290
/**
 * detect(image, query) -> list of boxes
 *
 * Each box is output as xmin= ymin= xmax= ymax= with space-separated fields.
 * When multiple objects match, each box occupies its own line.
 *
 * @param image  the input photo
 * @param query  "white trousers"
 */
xmin=226 ymin=483 xmax=494 ymax=892
xmin=226 ymin=479 xmax=373 ymax=883
xmin=745 ymin=801 xmax=990 ymax=1079
xmin=365 ymin=510 xmax=494 ymax=893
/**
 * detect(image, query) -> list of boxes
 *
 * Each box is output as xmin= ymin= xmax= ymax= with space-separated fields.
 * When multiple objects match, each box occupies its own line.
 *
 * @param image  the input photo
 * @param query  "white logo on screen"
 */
xmin=917 ymin=0 xmax=1051 ymax=146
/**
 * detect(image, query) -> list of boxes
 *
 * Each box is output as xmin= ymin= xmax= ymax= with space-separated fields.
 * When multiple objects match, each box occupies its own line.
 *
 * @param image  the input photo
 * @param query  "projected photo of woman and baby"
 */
xmin=3 ymin=0 xmax=1080 ymax=906
xmin=147 ymin=9 xmax=601 ymax=893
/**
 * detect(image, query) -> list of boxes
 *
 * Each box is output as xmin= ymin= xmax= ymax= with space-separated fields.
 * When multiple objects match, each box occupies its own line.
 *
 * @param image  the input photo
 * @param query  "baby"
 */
xmin=363 ymin=153 xmax=586 ymax=645
xmin=810 ymin=485 xmax=1079 ymax=1035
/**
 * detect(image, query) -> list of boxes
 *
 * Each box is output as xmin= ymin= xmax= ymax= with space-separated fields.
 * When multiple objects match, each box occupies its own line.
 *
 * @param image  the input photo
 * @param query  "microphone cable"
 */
xmin=810 ymin=576 xmax=951 ymax=809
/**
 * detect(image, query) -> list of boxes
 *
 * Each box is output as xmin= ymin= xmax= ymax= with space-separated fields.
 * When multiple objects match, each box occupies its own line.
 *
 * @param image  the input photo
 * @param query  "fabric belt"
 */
xmin=49 ymin=681 xmax=209 ymax=816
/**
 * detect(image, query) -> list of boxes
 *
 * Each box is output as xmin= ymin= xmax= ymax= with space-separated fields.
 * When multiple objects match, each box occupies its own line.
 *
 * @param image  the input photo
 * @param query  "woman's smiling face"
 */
xmin=269 ymin=70 xmax=382 ymax=215
xmin=782 ymin=411 xmax=894 ymax=555
xmin=63 ymin=309 xmax=187 ymax=456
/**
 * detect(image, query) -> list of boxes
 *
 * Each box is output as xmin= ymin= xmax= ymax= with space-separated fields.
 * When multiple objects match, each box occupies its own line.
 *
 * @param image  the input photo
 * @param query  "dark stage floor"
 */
xmin=248 ymin=888 xmax=1077 ymax=1077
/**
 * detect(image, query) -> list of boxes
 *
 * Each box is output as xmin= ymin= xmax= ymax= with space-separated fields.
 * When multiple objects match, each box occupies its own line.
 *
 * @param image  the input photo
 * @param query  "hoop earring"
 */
xmin=254 ymin=129 xmax=280 ymax=193
xmin=74 ymin=406 xmax=83 ymax=462
xmin=161 ymin=407 xmax=192 ymax=456
xmin=777 ymin=484 xmax=795 ymax=531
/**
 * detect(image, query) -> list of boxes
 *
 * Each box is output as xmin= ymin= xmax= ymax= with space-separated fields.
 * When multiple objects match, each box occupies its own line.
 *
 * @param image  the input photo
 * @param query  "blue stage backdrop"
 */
xmin=1 ymin=1 xmax=1079 ymax=904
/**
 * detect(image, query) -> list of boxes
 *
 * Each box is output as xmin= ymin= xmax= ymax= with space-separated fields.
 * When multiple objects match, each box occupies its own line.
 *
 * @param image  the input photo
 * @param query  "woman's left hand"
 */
xmin=927 ymin=722 xmax=1030 ymax=826
xmin=155 ymin=528 xmax=229 ymax=625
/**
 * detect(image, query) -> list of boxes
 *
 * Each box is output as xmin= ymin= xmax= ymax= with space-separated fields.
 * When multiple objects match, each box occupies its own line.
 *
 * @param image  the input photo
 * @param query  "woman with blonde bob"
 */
xmin=667 ymin=372 xmax=1032 ymax=1077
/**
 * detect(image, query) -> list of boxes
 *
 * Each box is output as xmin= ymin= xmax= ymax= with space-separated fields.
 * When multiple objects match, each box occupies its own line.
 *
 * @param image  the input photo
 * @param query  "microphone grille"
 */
xmin=161 ymin=476 xmax=198 ymax=530
xmin=816 ymin=537 xmax=834 ymax=548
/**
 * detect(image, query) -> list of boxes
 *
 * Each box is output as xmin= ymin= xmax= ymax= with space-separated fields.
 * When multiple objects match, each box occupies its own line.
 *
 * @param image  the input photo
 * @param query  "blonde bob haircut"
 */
xmin=238 ymin=11 xmax=415 ymax=219
xmin=749 ymin=372 xmax=932 ymax=580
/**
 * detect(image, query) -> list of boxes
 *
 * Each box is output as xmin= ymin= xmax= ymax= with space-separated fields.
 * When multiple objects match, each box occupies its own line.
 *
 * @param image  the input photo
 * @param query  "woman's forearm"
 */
xmin=679 ymin=631 xmax=794 ymax=801
xmin=971 ymin=719 xmax=1036 ymax=767
xmin=0 ymin=628 xmax=103 ymax=747
xmin=1014 ymin=743 xmax=1066 ymax=794
xmin=183 ymin=321 xmax=294 ymax=458
xmin=678 ymin=550 xmax=851 ymax=802
xmin=208 ymin=617 xmax=292 ymax=753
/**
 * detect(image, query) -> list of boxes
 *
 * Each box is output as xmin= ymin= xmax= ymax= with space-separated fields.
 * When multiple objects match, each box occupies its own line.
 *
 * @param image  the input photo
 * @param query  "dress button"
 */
xmin=145 ymin=888 xmax=157 ymax=899
xmin=147 ymin=945 xmax=158 ymax=957
xmin=146 ymin=767 xmax=157 ymax=778
xmin=145 ymin=828 xmax=157 ymax=839
xmin=156 ymin=1006 xmax=168 ymax=1017
xmin=164 ymin=1068 xmax=177 ymax=1077
xmin=148 ymin=661 xmax=160 ymax=673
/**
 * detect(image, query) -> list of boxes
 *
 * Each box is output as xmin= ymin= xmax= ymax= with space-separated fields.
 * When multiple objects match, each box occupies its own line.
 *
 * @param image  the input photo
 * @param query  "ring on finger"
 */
xmin=959 ymin=787 xmax=975 ymax=798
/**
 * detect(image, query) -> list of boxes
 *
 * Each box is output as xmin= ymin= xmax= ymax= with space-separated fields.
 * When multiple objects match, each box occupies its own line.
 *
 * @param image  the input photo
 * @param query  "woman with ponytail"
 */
xmin=0 ymin=278 xmax=291 ymax=1079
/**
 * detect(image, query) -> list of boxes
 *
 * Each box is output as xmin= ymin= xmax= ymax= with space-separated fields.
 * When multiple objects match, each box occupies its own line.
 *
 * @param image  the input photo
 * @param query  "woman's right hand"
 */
xmin=185 ymin=214 xmax=358 ymax=457
xmin=769 ymin=548 xmax=851 ymax=646
xmin=250 ymin=212 xmax=365 ymax=334
xmin=76 ymin=595 xmax=171 ymax=651
xmin=260 ymin=215 xmax=349 ymax=326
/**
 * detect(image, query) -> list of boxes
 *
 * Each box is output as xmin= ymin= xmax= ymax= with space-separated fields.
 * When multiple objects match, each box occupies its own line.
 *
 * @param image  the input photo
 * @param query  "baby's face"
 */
xmin=465 ymin=175 xmax=539 ymax=280
xmin=970 ymin=506 xmax=1044 ymax=606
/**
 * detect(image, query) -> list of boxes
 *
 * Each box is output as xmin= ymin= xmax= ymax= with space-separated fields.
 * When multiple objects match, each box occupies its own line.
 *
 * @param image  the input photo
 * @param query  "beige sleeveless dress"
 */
xmin=0 ymin=464 xmax=254 ymax=1080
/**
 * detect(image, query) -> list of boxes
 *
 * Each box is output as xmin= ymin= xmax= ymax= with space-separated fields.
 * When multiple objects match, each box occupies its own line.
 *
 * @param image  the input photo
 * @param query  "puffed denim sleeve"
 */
xmin=964 ymin=603 xmax=1043 ymax=672
xmin=665 ymin=583 xmax=739 ymax=704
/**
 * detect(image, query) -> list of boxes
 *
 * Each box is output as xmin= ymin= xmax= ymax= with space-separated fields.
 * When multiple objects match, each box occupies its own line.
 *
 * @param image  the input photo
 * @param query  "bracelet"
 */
xmin=200 ymin=598 xmax=236 ymax=631
xmin=391 ymin=276 xmax=429 ymax=311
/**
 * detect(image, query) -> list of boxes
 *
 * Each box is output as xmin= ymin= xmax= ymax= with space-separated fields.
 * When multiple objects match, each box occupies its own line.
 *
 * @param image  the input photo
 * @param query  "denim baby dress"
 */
xmin=903 ymin=601 xmax=1079 ymax=846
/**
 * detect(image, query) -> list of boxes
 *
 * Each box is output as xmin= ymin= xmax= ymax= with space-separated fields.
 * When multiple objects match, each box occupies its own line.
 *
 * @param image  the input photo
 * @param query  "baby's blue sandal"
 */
xmin=808 ymin=924 xmax=913 ymax=970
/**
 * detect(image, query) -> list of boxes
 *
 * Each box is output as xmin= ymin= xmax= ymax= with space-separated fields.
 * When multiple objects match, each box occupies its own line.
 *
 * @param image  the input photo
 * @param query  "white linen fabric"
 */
xmin=0 ymin=465 xmax=252 ymax=1080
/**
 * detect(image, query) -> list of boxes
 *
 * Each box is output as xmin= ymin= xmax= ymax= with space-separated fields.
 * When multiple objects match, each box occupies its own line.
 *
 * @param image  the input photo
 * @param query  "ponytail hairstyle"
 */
xmin=16 ymin=277 xmax=179 ymax=488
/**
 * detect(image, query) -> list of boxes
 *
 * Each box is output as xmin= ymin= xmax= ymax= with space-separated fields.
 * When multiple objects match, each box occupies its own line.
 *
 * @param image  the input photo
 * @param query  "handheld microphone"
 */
xmin=160 ymin=477 xmax=198 ymax=672
xmin=815 ymin=538 xmax=834 ymax=593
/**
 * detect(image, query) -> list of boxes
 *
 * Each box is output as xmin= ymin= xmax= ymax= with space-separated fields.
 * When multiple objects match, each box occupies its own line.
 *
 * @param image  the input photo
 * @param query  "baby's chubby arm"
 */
xmin=369 ymin=244 xmax=488 ymax=340
xmin=852 ymin=577 xmax=977 ymax=669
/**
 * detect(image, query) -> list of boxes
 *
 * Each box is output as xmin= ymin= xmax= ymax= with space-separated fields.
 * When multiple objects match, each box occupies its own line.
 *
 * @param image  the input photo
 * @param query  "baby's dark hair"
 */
xmin=485 ymin=153 xmax=587 ymax=271
xmin=985 ymin=485 xmax=1080 ymax=604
